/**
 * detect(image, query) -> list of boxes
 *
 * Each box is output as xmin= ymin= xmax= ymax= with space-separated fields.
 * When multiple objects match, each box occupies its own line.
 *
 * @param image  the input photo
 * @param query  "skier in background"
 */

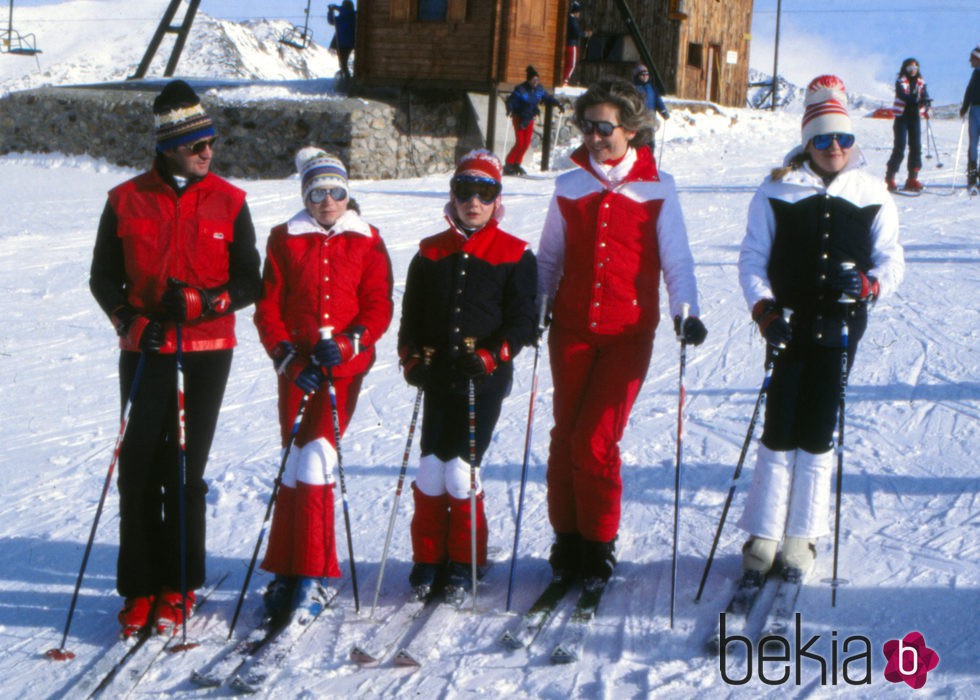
xmin=536 ymin=78 xmax=706 ymax=590
xmin=328 ymin=1 xmax=357 ymax=84
xmin=961 ymin=45 xmax=980 ymax=190
xmin=89 ymin=80 xmax=262 ymax=638
xmin=504 ymin=66 xmax=563 ymax=176
xmin=398 ymin=149 xmax=537 ymax=599
xmin=885 ymin=57 xmax=930 ymax=192
xmin=254 ymin=147 xmax=393 ymax=620
xmin=632 ymin=63 xmax=670 ymax=151
xmin=562 ymin=2 xmax=589 ymax=86
xmin=736 ymin=75 xmax=904 ymax=586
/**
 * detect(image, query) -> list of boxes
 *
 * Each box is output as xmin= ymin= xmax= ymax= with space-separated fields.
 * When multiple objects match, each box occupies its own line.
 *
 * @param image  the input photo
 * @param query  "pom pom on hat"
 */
xmin=526 ymin=65 xmax=539 ymax=81
xmin=295 ymin=147 xmax=348 ymax=201
xmin=153 ymin=80 xmax=215 ymax=153
xmin=801 ymin=74 xmax=852 ymax=147
xmin=453 ymin=148 xmax=502 ymax=183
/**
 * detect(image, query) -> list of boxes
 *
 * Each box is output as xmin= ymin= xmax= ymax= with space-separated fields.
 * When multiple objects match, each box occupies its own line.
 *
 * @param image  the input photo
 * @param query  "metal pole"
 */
xmin=771 ymin=0 xmax=782 ymax=111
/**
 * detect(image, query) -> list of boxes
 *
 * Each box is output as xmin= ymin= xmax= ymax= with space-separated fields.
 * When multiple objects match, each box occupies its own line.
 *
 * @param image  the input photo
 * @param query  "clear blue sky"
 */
xmin=11 ymin=1 xmax=978 ymax=104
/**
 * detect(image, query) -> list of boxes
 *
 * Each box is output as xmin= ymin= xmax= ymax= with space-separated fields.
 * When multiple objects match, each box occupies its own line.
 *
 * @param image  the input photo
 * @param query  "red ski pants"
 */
xmin=563 ymin=45 xmax=578 ymax=84
xmin=546 ymin=326 xmax=655 ymax=542
xmin=506 ymin=117 xmax=535 ymax=166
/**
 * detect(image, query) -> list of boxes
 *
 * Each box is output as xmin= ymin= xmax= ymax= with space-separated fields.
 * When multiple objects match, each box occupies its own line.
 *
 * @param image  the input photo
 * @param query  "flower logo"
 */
xmin=883 ymin=632 xmax=939 ymax=689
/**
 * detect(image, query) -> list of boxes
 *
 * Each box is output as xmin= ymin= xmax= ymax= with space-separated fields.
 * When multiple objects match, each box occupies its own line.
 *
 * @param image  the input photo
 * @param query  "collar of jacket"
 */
xmin=441 ymin=199 xmax=506 ymax=236
xmin=570 ymin=144 xmax=659 ymax=188
xmin=285 ymin=208 xmax=372 ymax=238
xmin=152 ymin=156 xmax=207 ymax=195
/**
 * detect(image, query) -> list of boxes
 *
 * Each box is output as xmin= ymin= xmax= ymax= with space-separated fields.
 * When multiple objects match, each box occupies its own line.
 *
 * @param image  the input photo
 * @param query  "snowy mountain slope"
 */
xmin=0 ymin=0 xmax=339 ymax=96
xmin=0 ymin=110 xmax=976 ymax=698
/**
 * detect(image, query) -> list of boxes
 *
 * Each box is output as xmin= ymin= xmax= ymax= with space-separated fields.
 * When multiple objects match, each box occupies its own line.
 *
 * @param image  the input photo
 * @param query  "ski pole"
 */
xmin=227 ymin=387 xmax=311 ymax=638
xmin=950 ymin=118 xmax=967 ymax=195
xmin=926 ymin=117 xmax=943 ymax=167
xmin=370 ymin=347 xmax=434 ymax=619
xmin=657 ymin=115 xmax=668 ymax=169
xmin=669 ymin=302 xmax=689 ymax=629
xmin=694 ymin=308 xmax=792 ymax=603
xmin=321 ymin=326 xmax=360 ymax=613
xmin=829 ymin=278 xmax=855 ymax=607
xmin=505 ymin=299 xmax=547 ymax=612
xmin=464 ymin=336 xmax=479 ymax=613
xmin=45 ymin=352 xmax=147 ymax=661
xmin=175 ymin=324 xmax=191 ymax=645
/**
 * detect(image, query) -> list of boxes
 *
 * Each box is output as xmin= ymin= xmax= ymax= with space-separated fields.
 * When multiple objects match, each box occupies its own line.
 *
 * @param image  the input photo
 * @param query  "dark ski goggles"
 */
xmin=308 ymin=187 xmax=348 ymax=203
xmin=811 ymin=132 xmax=855 ymax=150
xmin=577 ymin=119 xmax=623 ymax=137
xmin=181 ymin=137 xmax=217 ymax=155
xmin=451 ymin=175 xmax=501 ymax=204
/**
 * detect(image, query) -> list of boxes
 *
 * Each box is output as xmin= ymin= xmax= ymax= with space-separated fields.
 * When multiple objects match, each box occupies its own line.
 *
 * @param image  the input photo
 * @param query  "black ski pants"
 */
xmin=116 ymin=349 xmax=232 ymax=598
xmin=419 ymin=381 xmax=509 ymax=467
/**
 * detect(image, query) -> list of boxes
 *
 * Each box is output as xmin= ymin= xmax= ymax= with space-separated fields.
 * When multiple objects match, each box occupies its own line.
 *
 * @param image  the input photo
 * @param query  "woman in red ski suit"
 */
xmin=254 ymin=148 xmax=393 ymax=617
xmin=537 ymin=79 xmax=707 ymax=586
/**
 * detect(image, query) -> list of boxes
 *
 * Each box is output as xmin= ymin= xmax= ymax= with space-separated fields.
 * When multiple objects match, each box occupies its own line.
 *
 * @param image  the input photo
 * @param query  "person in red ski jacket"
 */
xmin=89 ymin=80 xmax=262 ymax=637
xmin=537 ymin=78 xmax=707 ymax=587
xmin=885 ymin=57 xmax=931 ymax=192
xmin=398 ymin=149 xmax=537 ymax=598
xmin=254 ymin=147 xmax=393 ymax=619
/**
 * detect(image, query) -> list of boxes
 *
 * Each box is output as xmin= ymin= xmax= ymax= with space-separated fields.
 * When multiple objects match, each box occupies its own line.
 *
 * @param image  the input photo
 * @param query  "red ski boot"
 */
xmin=117 ymin=595 xmax=155 ymax=639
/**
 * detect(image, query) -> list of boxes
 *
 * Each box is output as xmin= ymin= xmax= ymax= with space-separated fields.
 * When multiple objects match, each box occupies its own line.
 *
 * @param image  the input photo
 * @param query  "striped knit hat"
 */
xmin=153 ymin=80 xmax=215 ymax=153
xmin=801 ymin=75 xmax=852 ymax=147
xmin=295 ymin=147 xmax=348 ymax=201
xmin=454 ymin=148 xmax=502 ymax=182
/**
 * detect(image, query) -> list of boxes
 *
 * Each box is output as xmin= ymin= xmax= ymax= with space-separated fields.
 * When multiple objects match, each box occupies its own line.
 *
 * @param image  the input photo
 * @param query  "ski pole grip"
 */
xmin=838 ymin=262 xmax=856 ymax=305
xmin=319 ymin=326 xmax=334 ymax=340
xmin=463 ymin=336 xmax=476 ymax=354
xmin=677 ymin=302 xmax=690 ymax=340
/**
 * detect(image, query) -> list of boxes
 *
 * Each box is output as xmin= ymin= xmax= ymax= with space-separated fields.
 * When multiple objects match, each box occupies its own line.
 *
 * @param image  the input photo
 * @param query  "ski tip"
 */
xmin=498 ymin=631 xmax=525 ymax=650
xmin=168 ymin=641 xmax=200 ymax=653
xmin=393 ymin=649 xmax=421 ymax=667
xmin=550 ymin=645 xmax=578 ymax=664
xmin=230 ymin=676 xmax=261 ymax=694
xmin=190 ymin=670 xmax=223 ymax=687
xmin=350 ymin=646 xmax=380 ymax=666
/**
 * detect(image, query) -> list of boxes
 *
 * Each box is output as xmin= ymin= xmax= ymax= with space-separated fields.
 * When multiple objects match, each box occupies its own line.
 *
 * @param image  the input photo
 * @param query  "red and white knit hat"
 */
xmin=801 ymin=75 xmax=852 ymax=146
xmin=453 ymin=148 xmax=503 ymax=182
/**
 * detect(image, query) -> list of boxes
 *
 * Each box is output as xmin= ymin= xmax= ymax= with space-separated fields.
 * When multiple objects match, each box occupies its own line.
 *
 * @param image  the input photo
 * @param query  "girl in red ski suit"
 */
xmin=254 ymin=148 xmax=393 ymax=616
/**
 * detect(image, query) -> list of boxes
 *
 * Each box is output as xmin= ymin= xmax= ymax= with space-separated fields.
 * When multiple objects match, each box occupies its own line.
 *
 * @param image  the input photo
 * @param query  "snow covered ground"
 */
xmin=0 ymin=106 xmax=977 ymax=698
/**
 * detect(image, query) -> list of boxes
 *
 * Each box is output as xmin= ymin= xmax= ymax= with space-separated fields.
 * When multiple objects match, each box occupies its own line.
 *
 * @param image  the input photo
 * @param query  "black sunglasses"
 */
xmin=308 ymin=187 xmax=348 ymax=203
xmin=451 ymin=175 xmax=501 ymax=204
xmin=577 ymin=119 xmax=623 ymax=137
xmin=811 ymin=133 xmax=855 ymax=150
xmin=182 ymin=137 xmax=217 ymax=155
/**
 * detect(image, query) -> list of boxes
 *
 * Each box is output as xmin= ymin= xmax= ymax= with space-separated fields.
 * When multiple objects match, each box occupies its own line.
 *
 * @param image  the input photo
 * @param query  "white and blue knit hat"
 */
xmin=295 ymin=147 xmax=348 ymax=201
xmin=153 ymin=80 xmax=215 ymax=153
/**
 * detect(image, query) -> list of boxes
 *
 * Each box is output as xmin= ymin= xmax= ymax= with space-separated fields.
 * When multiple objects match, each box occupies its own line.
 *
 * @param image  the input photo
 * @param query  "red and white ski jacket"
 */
xmin=537 ymin=144 xmax=700 ymax=336
xmin=254 ymin=208 xmax=394 ymax=378
xmin=892 ymin=75 xmax=930 ymax=118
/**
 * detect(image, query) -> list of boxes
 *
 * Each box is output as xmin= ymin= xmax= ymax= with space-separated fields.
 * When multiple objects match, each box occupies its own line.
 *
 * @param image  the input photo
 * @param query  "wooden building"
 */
xmin=577 ymin=0 xmax=754 ymax=108
xmin=355 ymin=0 xmax=571 ymax=90
xmin=354 ymin=1 xmax=754 ymax=108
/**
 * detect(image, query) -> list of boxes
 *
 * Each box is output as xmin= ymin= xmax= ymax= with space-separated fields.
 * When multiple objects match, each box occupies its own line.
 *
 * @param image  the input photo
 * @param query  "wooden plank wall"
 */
xmin=356 ymin=0 xmax=498 ymax=86
xmin=500 ymin=0 xmax=565 ymax=88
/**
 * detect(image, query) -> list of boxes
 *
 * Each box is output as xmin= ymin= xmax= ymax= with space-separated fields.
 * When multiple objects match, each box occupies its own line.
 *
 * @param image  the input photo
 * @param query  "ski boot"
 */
xmin=408 ymin=562 xmax=440 ymax=600
xmin=118 ymin=595 xmax=155 ymax=640
xmin=780 ymin=537 xmax=817 ymax=580
xmin=548 ymin=532 xmax=583 ymax=582
xmin=263 ymin=575 xmax=296 ymax=623
xmin=884 ymin=170 xmax=898 ymax=192
xmin=291 ymin=577 xmax=330 ymax=624
xmin=903 ymin=169 xmax=924 ymax=192
xmin=154 ymin=588 xmax=195 ymax=635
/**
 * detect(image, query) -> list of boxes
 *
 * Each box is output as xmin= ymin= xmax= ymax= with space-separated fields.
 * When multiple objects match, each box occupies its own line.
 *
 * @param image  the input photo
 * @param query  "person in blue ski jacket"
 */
xmin=885 ymin=57 xmax=931 ymax=192
xmin=632 ymin=63 xmax=670 ymax=150
xmin=328 ymin=1 xmax=356 ymax=82
xmin=504 ymin=66 xmax=563 ymax=176
xmin=961 ymin=45 xmax=980 ymax=189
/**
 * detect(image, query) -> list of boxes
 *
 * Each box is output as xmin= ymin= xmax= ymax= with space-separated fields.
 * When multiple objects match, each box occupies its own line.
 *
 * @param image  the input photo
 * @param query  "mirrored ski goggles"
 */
xmin=451 ymin=175 xmax=501 ymax=204
xmin=577 ymin=119 xmax=623 ymax=137
xmin=307 ymin=186 xmax=348 ymax=203
xmin=811 ymin=132 xmax=855 ymax=150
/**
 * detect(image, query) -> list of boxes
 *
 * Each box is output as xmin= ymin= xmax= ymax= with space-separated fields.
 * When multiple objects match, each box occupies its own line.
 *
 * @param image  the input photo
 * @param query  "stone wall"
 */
xmin=0 ymin=85 xmax=485 ymax=180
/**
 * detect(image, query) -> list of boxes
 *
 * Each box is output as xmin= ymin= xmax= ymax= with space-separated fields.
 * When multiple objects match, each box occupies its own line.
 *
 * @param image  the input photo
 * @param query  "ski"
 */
xmin=758 ymin=567 xmax=805 ymax=643
xmin=70 ymin=572 xmax=227 ymax=698
xmin=499 ymin=575 xmax=574 ymax=650
xmin=188 ymin=609 xmax=282 ymax=688
xmin=550 ymin=578 xmax=609 ymax=664
xmin=228 ymin=584 xmax=344 ymax=693
xmin=350 ymin=591 xmax=432 ymax=666
xmin=704 ymin=571 xmax=773 ymax=655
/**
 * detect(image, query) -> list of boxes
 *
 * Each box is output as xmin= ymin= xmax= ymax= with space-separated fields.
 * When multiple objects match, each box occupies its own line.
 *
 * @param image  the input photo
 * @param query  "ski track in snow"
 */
xmin=0 ymin=93 xmax=977 ymax=696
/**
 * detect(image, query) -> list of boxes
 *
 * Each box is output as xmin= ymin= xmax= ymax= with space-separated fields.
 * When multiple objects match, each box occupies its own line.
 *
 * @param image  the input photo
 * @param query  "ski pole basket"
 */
xmin=279 ymin=0 xmax=313 ymax=50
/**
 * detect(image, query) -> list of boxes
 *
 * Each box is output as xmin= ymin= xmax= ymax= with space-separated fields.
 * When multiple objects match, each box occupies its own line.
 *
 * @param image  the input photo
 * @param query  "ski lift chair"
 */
xmin=1 ymin=28 xmax=39 ymax=55
xmin=280 ymin=0 xmax=313 ymax=50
